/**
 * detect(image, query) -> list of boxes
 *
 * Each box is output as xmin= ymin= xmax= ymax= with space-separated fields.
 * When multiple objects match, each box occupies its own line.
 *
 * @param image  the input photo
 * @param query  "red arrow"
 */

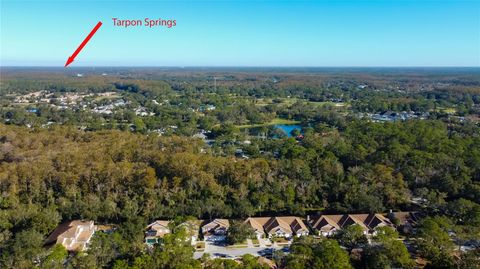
xmin=65 ymin=21 xmax=103 ymax=67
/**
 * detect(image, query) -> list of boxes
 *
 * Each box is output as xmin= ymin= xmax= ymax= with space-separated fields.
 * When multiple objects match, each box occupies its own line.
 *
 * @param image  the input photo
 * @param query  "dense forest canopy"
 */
xmin=1 ymin=117 xmax=479 ymax=221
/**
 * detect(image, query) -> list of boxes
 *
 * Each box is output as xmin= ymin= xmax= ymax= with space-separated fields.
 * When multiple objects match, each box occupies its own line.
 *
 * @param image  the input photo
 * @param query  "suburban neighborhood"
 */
xmin=43 ymin=211 xmax=423 ymax=264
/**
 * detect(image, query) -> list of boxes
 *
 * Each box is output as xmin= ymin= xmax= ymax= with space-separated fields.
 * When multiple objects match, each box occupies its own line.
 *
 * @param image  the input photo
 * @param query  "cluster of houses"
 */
xmin=13 ymin=89 xmax=158 ymax=117
xmin=363 ymin=111 xmax=430 ymax=122
xmin=144 ymin=212 xmax=419 ymax=244
xmin=44 ymin=212 xmax=419 ymax=252
xmin=142 ymin=216 xmax=311 ymax=244
xmin=90 ymin=100 xmax=124 ymax=114
xmin=243 ymin=216 xmax=309 ymax=239
xmin=308 ymin=212 xmax=418 ymax=236
xmin=15 ymin=90 xmax=121 ymax=111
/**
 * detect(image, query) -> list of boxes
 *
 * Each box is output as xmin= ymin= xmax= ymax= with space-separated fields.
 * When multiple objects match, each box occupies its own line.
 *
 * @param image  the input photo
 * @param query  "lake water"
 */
xmin=274 ymin=124 xmax=302 ymax=137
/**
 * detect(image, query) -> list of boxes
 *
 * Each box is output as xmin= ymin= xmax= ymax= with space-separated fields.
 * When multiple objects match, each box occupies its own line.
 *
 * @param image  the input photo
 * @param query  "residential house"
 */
xmin=309 ymin=213 xmax=394 ymax=236
xmin=145 ymin=220 xmax=171 ymax=244
xmin=308 ymin=215 xmax=341 ymax=236
xmin=202 ymin=219 xmax=230 ymax=241
xmin=45 ymin=220 xmax=95 ymax=252
xmin=289 ymin=217 xmax=310 ymax=237
xmin=245 ymin=216 xmax=309 ymax=239
xmin=337 ymin=214 xmax=370 ymax=234
xmin=389 ymin=211 xmax=420 ymax=234
xmin=244 ymin=217 xmax=270 ymax=239
xmin=351 ymin=214 xmax=394 ymax=235
xmin=264 ymin=217 xmax=293 ymax=238
xmin=365 ymin=214 xmax=394 ymax=231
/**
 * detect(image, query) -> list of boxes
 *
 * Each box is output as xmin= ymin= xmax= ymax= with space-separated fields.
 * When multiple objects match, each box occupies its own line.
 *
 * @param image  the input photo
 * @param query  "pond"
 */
xmin=274 ymin=124 xmax=302 ymax=137
xmin=244 ymin=124 xmax=303 ymax=138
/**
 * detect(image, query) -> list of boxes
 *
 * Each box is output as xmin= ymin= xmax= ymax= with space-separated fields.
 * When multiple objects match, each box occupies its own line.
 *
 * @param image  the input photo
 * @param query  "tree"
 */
xmin=241 ymin=254 xmax=270 ymax=269
xmin=290 ymin=128 xmax=301 ymax=137
xmin=312 ymin=239 xmax=353 ymax=269
xmin=446 ymin=198 xmax=480 ymax=226
xmin=416 ymin=217 xmax=455 ymax=268
xmin=116 ymin=217 xmax=146 ymax=259
xmin=363 ymin=247 xmax=392 ymax=269
xmin=9 ymin=229 xmax=45 ymax=267
xmin=457 ymin=250 xmax=480 ymax=269
xmin=287 ymin=241 xmax=313 ymax=269
xmin=148 ymin=228 xmax=201 ymax=269
xmin=372 ymin=226 xmax=399 ymax=244
xmin=286 ymin=238 xmax=353 ymax=269
xmin=335 ymin=224 xmax=368 ymax=250
xmin=364 ymin=226 xmax=414 ymax=269
xmin=270 ymin=127 xmax=287 ymax=139
xmin=42 ymin=244 xmax=68 ymax=269
xmin=226 ymin=221 xmax=255 ymax=245
xmin=67 ymin=252 xmax=98 ymax=269
xmin=112 ymin=259 xmax=130 ymax=269
xmin=86 ymin=232 xmax=119 ymax=268
xmin=133 ymin=117 xmax=146 ymax=133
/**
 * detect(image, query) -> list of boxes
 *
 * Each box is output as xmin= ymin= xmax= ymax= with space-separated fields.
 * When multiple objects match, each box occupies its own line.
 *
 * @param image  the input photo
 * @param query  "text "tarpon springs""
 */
xmin=112 ymin=18 xmax=177 ymax=28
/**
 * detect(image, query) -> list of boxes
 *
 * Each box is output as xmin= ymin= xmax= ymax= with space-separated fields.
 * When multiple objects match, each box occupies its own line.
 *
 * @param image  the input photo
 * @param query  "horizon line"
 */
xmin=1 ymin=65 xmax=479 ymax=68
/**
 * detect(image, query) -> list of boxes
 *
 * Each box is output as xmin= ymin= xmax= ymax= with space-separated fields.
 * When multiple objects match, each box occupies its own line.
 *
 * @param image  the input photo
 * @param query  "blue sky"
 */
xmin=1 ymin=0 xmax=479 ymax=66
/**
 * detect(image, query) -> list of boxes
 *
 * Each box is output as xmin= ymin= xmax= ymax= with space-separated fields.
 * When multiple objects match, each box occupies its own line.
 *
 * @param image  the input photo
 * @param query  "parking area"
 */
xmin=193 ymin=239 xmax=291 ymax=259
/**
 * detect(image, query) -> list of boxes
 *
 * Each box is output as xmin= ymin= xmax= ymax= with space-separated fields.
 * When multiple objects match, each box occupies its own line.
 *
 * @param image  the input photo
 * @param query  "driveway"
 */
xmin=259 ymin=238 xmax=270 ymax=247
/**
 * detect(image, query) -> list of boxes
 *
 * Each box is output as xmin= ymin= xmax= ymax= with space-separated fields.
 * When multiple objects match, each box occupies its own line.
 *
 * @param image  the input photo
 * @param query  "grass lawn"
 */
xmin=94 ymin=94 xmax=121 ymax=101
xmin=273 ymin=237 xmax=290 ymax=243
xmin=439 ymin=107 xmax=457 ymax=114
xmin=226 ymin=244 xmax=248 ymax=249
xmin=236 ymin=118 xmax=300 ymax=129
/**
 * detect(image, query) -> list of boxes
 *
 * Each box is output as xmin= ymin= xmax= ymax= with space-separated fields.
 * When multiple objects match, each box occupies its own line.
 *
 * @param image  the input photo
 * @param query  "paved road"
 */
xmin=194 ymin=241 xmax=290 ymax=259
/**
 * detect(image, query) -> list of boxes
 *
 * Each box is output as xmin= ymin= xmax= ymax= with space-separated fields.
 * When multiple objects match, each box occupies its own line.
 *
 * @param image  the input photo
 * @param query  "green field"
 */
xmin=254 ymin=97 xmax=348 ymax=108
xmin=438 ymin=107 xmax=457 ymax=114
xmin=94 ymin=94 xmax=121 ymax=101
xmin=236 ymin=118 xmax=300 ymax=129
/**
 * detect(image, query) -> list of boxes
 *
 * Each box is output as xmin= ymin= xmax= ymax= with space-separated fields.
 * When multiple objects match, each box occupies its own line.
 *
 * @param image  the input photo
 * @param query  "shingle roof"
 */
xmin=245 ymin=216 xmax=307 ymax=236
xmin=45 ymin=220 xmax=95 ymax=251
xmin=202 ymin=218 xmax=230 ymax=233
xmin=338 ymin=214 xmax=369 ymax=230
xmin=244 ymin=217 xmax=270 ymax=233
xmin=146 ymin=220 xmax=171 ymax=237
xmin=264 ymin=217 xmax=292 ymax=234
xmin=214 ymin=219 xmax=230 ymax=228
xmin=391 ymin=212 xmax=419 ymax=224
xmin=290 ymin=218 xmax=308 ymax=233
xmin=147 ymin=220 xmax=170 ymax=229
xmin=310 ymin=215 xmax=341 ymax=231
xmin=310 ymin=213 xmax=402 ymax=233
xmin=363 ymin=214 xmax=393 ymax=229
